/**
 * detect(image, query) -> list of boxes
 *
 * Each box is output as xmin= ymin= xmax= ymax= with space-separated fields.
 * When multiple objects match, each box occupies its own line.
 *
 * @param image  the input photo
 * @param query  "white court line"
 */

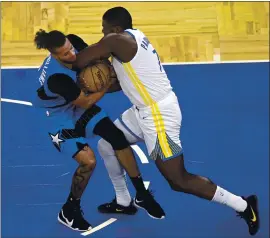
xmin=143 ymin=181 xmax=150 ymax=190
xmin=131 ymin=145 xmax=149 ymax=164
xmin=162 ymin=59 xmax=269 ymax=65
xmin=56 ymin=172 xmax=70 ymax=178
xmin=1 ymin=98 xmax=33 ymax=106
xmin=81 ymin=218 xmax=117 ymax=236
xmin=1 ymin=66 xmax=40 ymax=69
xmin=1 ymin=59 xmax=269 ymax=69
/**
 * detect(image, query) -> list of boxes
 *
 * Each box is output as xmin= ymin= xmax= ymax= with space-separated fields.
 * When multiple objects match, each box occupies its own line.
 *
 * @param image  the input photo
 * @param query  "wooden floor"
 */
xmin=1 ymin=2 xmax=269 ymax=66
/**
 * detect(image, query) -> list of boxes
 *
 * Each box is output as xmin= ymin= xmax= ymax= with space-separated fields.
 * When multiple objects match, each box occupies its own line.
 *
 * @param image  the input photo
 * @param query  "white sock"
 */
xmin=98 ymin=139 xmax=132 ymax=207
xmin=111 ymin=174 xmax=132 ymax=207
xmin=212 ymin=186 xmax=247 ymax=212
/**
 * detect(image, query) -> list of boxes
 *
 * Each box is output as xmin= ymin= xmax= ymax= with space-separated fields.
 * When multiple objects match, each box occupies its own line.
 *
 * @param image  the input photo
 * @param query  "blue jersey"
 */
xmin=34 ymin=55 xmax=77 ymax=115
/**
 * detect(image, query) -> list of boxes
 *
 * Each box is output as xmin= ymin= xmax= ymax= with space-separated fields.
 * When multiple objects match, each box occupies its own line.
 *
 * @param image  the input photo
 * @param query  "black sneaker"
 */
xmin=134 ymin=190 xmax=165 ymax=219
xmin=237 ymin=195 xmax=260 ymax=236
xmin=98 ymin=198 xmax=137 ymax=215
xmin=58 ymin=202 xmax=92 ymax=232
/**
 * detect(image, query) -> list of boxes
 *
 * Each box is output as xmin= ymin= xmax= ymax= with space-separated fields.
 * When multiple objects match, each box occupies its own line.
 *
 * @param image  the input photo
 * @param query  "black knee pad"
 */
xmin=107 ymin=128 xmax=130 ymax=150
xmin=93 ymin=117 xmax=129 ymax=150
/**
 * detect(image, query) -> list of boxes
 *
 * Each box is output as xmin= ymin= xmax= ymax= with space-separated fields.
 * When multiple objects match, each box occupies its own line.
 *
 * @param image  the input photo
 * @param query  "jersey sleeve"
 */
xmin=67 ymin=34 xmax=88 ymax=52
xmin=47 ymin=73 xmax=81 ymax=103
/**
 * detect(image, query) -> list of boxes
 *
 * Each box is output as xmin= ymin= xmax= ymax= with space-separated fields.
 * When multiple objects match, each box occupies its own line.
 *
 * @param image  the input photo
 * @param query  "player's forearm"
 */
xmin=83 ymin=91 xmax=107 ymax=109
xmin=73 ymin=42 xmax=111 ymax=70
xmin=81 ymin=82 xmax=112 ymax=109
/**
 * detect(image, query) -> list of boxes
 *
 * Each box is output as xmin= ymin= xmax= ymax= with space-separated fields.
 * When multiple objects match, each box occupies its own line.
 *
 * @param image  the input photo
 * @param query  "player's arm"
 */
xmin=72 ymin=33 xmax=136 ymax=70
xmin=48 ymin=73 xmax=114 ymax=109
xmin=72 ymin=85 xmax=112 ymax=108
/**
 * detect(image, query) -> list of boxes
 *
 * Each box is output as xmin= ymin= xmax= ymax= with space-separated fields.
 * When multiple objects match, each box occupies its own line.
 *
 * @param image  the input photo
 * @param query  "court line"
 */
xmin=56 ymin=172 xmax=70 ymax=178
xmin=81 ymin=218 xmax=117 ymax=236
xmin=1 ymin=98 xmax=33 ymax=106
xmin=1 ymin=59 xmax=269 ymax=69
xmin=131 ymin=145 xmax=149 ymax=164
xmin=162 ymin=59 xmax=269 ymax=65
xmin=143 ymin=181 xmax=150 ymax=190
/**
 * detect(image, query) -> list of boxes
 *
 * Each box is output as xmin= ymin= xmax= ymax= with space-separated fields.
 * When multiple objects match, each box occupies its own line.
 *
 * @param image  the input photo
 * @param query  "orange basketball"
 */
xmin=78 ymin=62 xmax=111 ymax=93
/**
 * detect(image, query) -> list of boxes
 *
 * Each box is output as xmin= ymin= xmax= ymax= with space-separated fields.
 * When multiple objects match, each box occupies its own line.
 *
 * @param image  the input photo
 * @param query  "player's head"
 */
xmin=34 ymin=29 xmax=76 ymax=63
xmin=102 ymin=7 xmax=132 ymax=36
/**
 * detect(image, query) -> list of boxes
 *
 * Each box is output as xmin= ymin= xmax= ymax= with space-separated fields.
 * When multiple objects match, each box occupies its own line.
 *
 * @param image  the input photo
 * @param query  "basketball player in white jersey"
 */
xmin=73 ymin=7 xmax=260 ymax=235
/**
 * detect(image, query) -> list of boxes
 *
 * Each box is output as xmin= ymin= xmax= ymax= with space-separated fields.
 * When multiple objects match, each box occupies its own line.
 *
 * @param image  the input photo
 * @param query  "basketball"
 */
xmin=78 ymin=61 xmax=111 ymax=93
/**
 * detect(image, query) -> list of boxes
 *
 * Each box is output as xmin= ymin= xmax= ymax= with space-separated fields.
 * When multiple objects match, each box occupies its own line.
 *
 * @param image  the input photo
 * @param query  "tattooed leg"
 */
xmin=71 ymin=163 xmax=95 ymax=198
xmin=59 ymin=145 xmax=95 ymax=231
xmin=70 ymin=145 xmax=96 ymax=199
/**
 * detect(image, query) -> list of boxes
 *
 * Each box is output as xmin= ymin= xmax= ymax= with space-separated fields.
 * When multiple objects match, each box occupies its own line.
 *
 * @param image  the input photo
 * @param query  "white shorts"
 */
xmin=117 ymin=91 xmax=183 ymax=161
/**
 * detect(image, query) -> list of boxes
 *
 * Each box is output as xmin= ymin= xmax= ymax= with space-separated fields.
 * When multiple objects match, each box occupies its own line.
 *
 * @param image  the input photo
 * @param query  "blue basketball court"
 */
xmin=1 ymin=61 xmax=269 ymax=238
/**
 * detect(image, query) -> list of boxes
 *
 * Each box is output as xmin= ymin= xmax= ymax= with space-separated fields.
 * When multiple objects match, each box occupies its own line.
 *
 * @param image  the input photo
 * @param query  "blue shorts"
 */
xmin=48 ymin=105 xmax=107 ymax=158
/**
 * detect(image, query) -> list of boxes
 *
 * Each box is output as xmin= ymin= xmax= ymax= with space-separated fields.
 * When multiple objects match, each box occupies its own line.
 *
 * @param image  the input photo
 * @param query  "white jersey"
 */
xmin=112 ymin=29 xmax=172 ymax=108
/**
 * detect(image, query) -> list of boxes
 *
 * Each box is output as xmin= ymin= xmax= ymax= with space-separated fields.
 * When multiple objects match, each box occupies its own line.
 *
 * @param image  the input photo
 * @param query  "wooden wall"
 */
xmin=1 ymin=2 xmax=269 ymax=66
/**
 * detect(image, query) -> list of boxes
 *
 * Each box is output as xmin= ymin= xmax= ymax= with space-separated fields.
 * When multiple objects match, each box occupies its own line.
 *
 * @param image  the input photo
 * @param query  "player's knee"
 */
xmin=168 ymin=172 xmax=191 ymax=192
xmin=97 ymin=138 xmax=114 ymax=158
xmin=105 ymin=128 xmax=130 ymax=151
xmin=85 ymin=149 xmax=96 ymax=169
xmin=94 ymin=117 xmax=130 ymax=150
xmin=74 ymin=144 xmax=96 ymax=170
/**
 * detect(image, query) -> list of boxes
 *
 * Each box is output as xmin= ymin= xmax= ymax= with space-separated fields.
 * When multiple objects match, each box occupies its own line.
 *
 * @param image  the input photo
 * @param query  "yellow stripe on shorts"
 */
xmin=123 ymin=63 xmax=173 ymax=158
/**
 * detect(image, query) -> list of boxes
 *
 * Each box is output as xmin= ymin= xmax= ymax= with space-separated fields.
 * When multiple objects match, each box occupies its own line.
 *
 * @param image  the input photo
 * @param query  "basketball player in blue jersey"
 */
xmin=72 ymin=7 xmax=260 ymax=236
xmin=33 ymin=29 xmax=165 ymax=232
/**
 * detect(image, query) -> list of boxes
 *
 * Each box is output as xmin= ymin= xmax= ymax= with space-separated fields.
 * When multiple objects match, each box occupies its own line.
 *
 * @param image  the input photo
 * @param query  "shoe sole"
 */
xmin=133 ymin=201 xmax=165 ymax=220
xmin=57 ymin=214 xmax=92 ymax=232
xmin=98 ymin=209 xmax=137 ymax=215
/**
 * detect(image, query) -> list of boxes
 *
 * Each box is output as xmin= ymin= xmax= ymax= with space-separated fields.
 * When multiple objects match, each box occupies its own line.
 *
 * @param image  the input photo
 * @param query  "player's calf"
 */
xmin=71 ymin=144 xmax=96 ymax=198
xmin=156 ymin=154 xmax=260 ymax=235
xmin=156 ymin=154 xmax=216 ymax=200
xmin=58 ymin=144 xmax=96 ymax=232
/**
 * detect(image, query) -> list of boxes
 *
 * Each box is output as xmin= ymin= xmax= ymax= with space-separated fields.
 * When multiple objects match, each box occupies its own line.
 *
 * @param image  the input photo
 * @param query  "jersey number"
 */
xmin=152 ymin=49 xmax=163 ymax=72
